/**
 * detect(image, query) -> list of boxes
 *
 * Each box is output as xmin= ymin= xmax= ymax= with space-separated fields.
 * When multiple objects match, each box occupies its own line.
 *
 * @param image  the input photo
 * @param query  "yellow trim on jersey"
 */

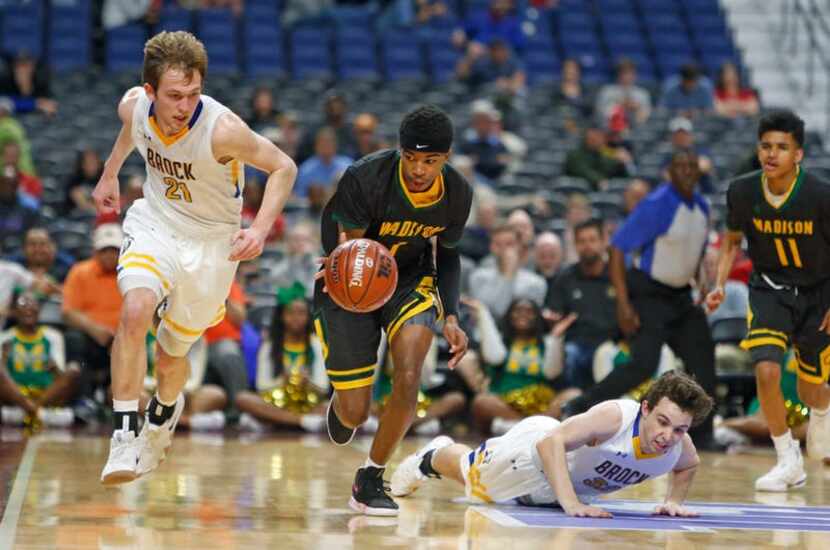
xmin=740 ymin=337 xmax=788 ymax=351
xmin=632 ymin=436 xmax=662 ymax=460
xmin=162 ymin=315 xmax=203 ymax=337
xmin=330 ymin=375 xmax=376 ymax=391
xmin=118 ymin=262 xmax=171 ymax=291
xmin=231 ymin=159 xmax=240 ymax=187
xmin=398 ymin=160 xmax=445 ymax=208
xmin=794 ymin=348 xmax=830 ymax=385
xmin=313 ymin=318 xmax=329 ymax=360
xmin=149 ymin=115 xmax=190 ymax=147
xmin=326 ymin=364 xmax=376 ymax=377
xmin=120 ymin=252 xmax=159 ymax=264
xmin=762 ymin=166 xmax=800 ymax=210
xmin=283 ymin=341 xmax=308 ymax=354
xmin=11 ymin=327 xmax=45 ymax=344
xmin=388 ymin=296 xmax=435 ymax=343
xmin=747 ymin=328 xmax=788 ymax=340
xmin=208 ymin=306 xmax=227 ymax=327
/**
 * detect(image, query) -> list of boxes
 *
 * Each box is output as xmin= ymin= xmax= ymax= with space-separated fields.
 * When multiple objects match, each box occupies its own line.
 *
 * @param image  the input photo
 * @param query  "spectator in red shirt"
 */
xmin=714 ymin=62 xmax=759 ymax=119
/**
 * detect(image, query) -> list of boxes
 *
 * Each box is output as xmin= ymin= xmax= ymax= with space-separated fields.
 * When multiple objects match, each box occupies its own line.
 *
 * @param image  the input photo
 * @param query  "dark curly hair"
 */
xmin=641 ymin=371 xmax=714 ymax=427
xmin=758 ymin=109 xmax=805 ymax=147
xmin=399 ymin=104 xmax=454 ymax=153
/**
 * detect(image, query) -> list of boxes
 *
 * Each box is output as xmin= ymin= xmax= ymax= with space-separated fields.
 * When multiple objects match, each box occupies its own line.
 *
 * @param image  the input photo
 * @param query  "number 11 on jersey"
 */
xmin=774 ymin=237 xmax=802 ymax=268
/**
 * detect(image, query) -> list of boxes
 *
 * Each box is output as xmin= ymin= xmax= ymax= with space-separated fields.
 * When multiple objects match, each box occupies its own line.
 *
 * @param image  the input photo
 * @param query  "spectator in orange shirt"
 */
xmin=62 ymin=224 xmax=123 ymax=399
xmin=202 ymin=278 xmax=249 ymax=422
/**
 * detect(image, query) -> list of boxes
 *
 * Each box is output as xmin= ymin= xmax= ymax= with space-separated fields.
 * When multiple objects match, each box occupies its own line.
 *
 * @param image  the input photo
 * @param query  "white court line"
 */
xmin=0 ymin=437 xmax=40 ymax=548
xmin=473 ymin=506 xmax=527 ymax=527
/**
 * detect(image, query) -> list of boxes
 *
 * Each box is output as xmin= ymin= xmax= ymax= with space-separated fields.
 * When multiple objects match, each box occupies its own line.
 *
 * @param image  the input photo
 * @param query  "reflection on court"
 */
xmin=1 ymin=431 xmax=829 ymax=549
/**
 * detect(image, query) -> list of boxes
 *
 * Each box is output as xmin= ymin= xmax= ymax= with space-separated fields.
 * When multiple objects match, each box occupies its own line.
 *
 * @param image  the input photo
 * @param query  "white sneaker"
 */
xmin=136 ymin=394 xmax=185 ymax=476
xmin=491 ymin=417 xmax=518 ymax=435
xmin=714 ymin=425 xmax=750 ymax=447
xmin=1 ymin=406 xmax=25 ymax=426
xmin=299 ymin=414 xmax=325 ymax=433
xmin=101 ymin=429 xmax=143 ymax=486
xmin=806 ymin=408 xmax=830 ymax=461
xmin=390 ymin=435 xmax=454 ymax=497
xmin=755 ymin=446 xmax=807 ymax=492
xmin=413 ymin=418 xmax=440 ymax=436
xmin=189 ymin=411 xmax=226 ymax=432
xmin=239 ymin=412 xmax=267 ymax=432
xmin=39 ymin=407 xmax=74 ymax=428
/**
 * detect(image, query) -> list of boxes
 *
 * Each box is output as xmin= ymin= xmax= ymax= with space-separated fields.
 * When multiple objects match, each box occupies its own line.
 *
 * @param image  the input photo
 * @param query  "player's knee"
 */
xmin=119 ymin=292 xmax=157 ymax=338
xmin=337 ymin=396 xmax=371 ymax=427
xmin=756 ymin=361 xmax=782 ymax=386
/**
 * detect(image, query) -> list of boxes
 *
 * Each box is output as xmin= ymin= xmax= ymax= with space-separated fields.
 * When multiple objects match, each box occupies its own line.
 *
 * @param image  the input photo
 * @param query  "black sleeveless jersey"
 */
xmin=321 ymin=149 xmax=474 ymax=287
xmin=726 ymin=168 xmax=830 ymax=287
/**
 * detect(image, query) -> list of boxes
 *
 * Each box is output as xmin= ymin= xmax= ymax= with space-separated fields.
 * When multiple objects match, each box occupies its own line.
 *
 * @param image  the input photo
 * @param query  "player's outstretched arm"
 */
xmin=535 ymin=401 xmax=622 ymax=518
xmin=92 ymin=87 xmax=141 ymax=215
xmin=213 ymin=113 xmax=297 ymax=261
xmin=704 ymin=230 xmax=742 ymax=313
xmin=654 ymin=434 xmax=700 ymax=517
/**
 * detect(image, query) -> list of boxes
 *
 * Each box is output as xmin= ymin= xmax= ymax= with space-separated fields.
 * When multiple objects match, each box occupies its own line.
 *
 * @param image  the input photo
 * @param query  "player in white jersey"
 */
xmin=391 ymin=371 xmax=713 ymax=518
xmin=92 ymin=31 xmax=297 ymax=485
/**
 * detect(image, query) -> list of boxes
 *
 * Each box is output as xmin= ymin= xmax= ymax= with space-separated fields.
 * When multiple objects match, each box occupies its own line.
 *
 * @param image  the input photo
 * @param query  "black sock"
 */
xmin=113 ymin=411 xmax=138 ymax=435
xmin=419 ymin=449 xmax=441 ymax=479
xmin=147 ymin=397 xmax=176 ymax=425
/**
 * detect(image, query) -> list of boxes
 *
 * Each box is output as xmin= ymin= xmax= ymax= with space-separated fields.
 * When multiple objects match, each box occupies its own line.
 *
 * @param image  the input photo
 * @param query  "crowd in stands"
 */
xmin=0 ymin=0 xmax=815 ymax=449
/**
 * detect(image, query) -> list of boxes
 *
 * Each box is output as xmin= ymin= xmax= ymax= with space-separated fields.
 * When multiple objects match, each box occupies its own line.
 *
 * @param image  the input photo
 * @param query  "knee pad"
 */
xmin=156 ymin=324 xmax=195 ymax=357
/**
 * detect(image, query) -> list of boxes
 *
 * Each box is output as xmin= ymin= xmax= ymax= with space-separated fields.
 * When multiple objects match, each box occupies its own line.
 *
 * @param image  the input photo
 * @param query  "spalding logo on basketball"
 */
xmin=324 ymin=238 xmax=398 ymax=313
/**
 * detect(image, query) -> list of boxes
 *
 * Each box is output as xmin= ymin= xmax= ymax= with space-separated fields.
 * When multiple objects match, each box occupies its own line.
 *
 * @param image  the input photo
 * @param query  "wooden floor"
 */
xmin=1 ymin=429 xmax=829 ymax=549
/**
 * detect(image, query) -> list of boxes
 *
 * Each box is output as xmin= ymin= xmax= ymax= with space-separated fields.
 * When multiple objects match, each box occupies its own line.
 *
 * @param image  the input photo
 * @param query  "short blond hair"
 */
xmin=143 ymin=31 xmax=208 ymax=91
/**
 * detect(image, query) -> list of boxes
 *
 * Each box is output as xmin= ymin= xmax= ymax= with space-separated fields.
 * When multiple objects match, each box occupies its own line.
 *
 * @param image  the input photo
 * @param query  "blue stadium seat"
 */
xmin=641 ymin=13 xmax=686 ymax=34
xmin=635 ymin=0 xmax=679 ymax=15
xmin=106 ymin=24 xmax=148 ymax=72
xmin=381 ymin=31 xmax=424 ymax=81
xmin=681 ymin=0 xmax=721 ymax=15
xmin=156 ymin=6 xmax=193 ymax=33
xmin=598 ymin=13 xmax=640 ymax=35
xmin=244 ymin=25 xmax=284 ymax=78
xmin=649 ymin=31 xmax=693 ymax=55
xmin=603 ymin=31 xmax=648 ymax=56
xmin=525 ymin=49 xmax=560 ymax=86
xmin=0 ymin=0 xmax=44 ymax=57
xmin=560 ymin=29 xmax=602 ymax=58
xmin=427 ymin=40 xmax=461 ymax=83
xmin=655 ymin=52 xmax=696 ymax=79
xmin=290 ymin=24 xmax=333 ymax=79
xmin=196 ymin=9 xmax=239 ymax=73
xmin=48 ymin=1 xmax=91 ymax=72
xmin=335 ymin=34 xmax=378 ymax=80
xmin=558 ymin=12 xmax=595 ymax=33
xmin=595 ymin=0 xmax=636 ymax=15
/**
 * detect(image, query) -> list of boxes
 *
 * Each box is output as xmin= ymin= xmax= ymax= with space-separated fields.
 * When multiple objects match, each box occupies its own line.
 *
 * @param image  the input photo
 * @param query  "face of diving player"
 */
xmin=145 ymin=68 xmax=203 ymax=136
xmin=400 ymin=149 xmax=450 ymax=193
xmin=639 ymin=397 xmax=693 ymax=455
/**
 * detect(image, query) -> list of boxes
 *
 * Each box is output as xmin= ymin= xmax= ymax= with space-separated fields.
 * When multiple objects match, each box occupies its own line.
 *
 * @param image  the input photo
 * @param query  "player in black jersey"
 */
xmin=314 ymin=105 xmax=473 ymax=515
xmin=706 ymin=110 xmax=830 ymax=492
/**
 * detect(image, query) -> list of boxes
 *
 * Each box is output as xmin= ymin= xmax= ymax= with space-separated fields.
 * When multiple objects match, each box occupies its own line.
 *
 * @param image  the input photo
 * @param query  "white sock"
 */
xmin=811 ymin=404 xmax=830 ymax=416
xmin=364 ymin=457 xmax=385 ymax=470
xmin=112 ymin=399 xmax=139 ymax=412
xmin=154 ymin=393 xmax=177 ymax=407
xmin=771 ymin=431 xmax=795 ymax=457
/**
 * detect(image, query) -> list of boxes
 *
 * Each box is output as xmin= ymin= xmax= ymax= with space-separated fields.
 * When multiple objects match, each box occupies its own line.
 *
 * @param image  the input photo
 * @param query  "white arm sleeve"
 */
xmin=477 ymin=305 xmax=507 ymax=365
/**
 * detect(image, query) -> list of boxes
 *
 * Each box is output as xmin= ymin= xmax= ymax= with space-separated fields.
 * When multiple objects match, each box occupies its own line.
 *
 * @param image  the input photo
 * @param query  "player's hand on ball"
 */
xmin=566 ymin=503 xmax=613 ymax=518
xmin=92 ymin=173 xmax=121 ymax=215
xmin=314 ymin=232 xmax=348 ymax=293
xmin=704 ymin=286 xmax=725 ymax=313
xmin=443 ymin=315 xmax=468 ymax=370
xmin=229 ymin=227 xmax=266 ymax=261
xmin=653 ymin=502 xmax=698 ymax=517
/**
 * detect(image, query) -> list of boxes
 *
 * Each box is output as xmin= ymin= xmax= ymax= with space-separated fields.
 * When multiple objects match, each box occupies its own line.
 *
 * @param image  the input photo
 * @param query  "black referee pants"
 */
xmin=569 ymin=269 xmax=716 ymax=437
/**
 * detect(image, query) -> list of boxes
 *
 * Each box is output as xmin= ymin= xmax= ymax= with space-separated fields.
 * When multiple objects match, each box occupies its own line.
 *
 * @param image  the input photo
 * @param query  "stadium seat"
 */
xmin=196 ymin=9 xmax=239 ymax=74
xmin=105 ymin=24 xmax=148 ymax=72
xmin=49 ymin=2 xmax=92 ymax=72
xmin=0 ymin=0 xmax=44 ymax=57
xmin=156 ymin=6 xmax=193 ymax=33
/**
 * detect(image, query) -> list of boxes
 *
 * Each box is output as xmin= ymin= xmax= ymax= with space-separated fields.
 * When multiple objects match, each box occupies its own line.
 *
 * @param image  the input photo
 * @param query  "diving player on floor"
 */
xmin=391 ymin=371 xmax=714 ymax=518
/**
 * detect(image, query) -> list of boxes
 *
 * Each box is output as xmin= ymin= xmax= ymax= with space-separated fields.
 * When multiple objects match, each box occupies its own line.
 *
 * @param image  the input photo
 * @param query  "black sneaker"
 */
xmin=326 ymin=398 xmax=356 ymax=446
xmin=349 ymin=466 xmax=399 ymax=516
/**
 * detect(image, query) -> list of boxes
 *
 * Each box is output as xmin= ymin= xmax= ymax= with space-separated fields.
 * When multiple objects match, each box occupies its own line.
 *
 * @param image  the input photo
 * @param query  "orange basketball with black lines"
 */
xmin=324 ymin=239 xmax=398 ymax=313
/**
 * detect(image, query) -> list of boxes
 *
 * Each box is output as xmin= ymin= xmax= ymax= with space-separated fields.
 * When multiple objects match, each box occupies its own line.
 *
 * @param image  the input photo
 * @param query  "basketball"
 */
xmin=324 ymin=238 xmax=398 ymax=313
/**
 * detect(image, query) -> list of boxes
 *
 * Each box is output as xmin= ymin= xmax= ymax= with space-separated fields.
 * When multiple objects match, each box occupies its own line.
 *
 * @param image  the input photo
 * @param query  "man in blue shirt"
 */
xmin=660 ymin=64 xmax=714 ymax=117
xmin=562 ymin=150 xmax=719 ymax=448
xmin=295 ymin=127 xmax=353 ymax=199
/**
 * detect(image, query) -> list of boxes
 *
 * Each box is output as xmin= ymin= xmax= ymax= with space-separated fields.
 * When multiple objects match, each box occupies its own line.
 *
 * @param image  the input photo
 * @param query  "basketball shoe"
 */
xmin=806 ymin=407 xmax=830 ymax=462
xmin=100 ymin=429 xmax=143 ymax=485
xmin=390 ymin=435 xmax=454 ymax=497
xmin=349 ymin=466 xmax=398 ymax=516
xmin=755 ymin=443 xmax=806 ymax=492
xmin=137 ymin=393 xmax=185 ymax=476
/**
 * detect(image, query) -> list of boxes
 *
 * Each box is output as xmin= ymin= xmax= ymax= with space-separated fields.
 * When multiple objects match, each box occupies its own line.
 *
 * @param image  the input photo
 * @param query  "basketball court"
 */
xmin=1 ymin=431 xmax=828 ymax=549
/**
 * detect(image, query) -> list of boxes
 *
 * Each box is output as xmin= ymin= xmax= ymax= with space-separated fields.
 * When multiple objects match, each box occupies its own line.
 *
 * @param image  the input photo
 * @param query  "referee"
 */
xmin=562 ymin=150 xmax=718 ymax=448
